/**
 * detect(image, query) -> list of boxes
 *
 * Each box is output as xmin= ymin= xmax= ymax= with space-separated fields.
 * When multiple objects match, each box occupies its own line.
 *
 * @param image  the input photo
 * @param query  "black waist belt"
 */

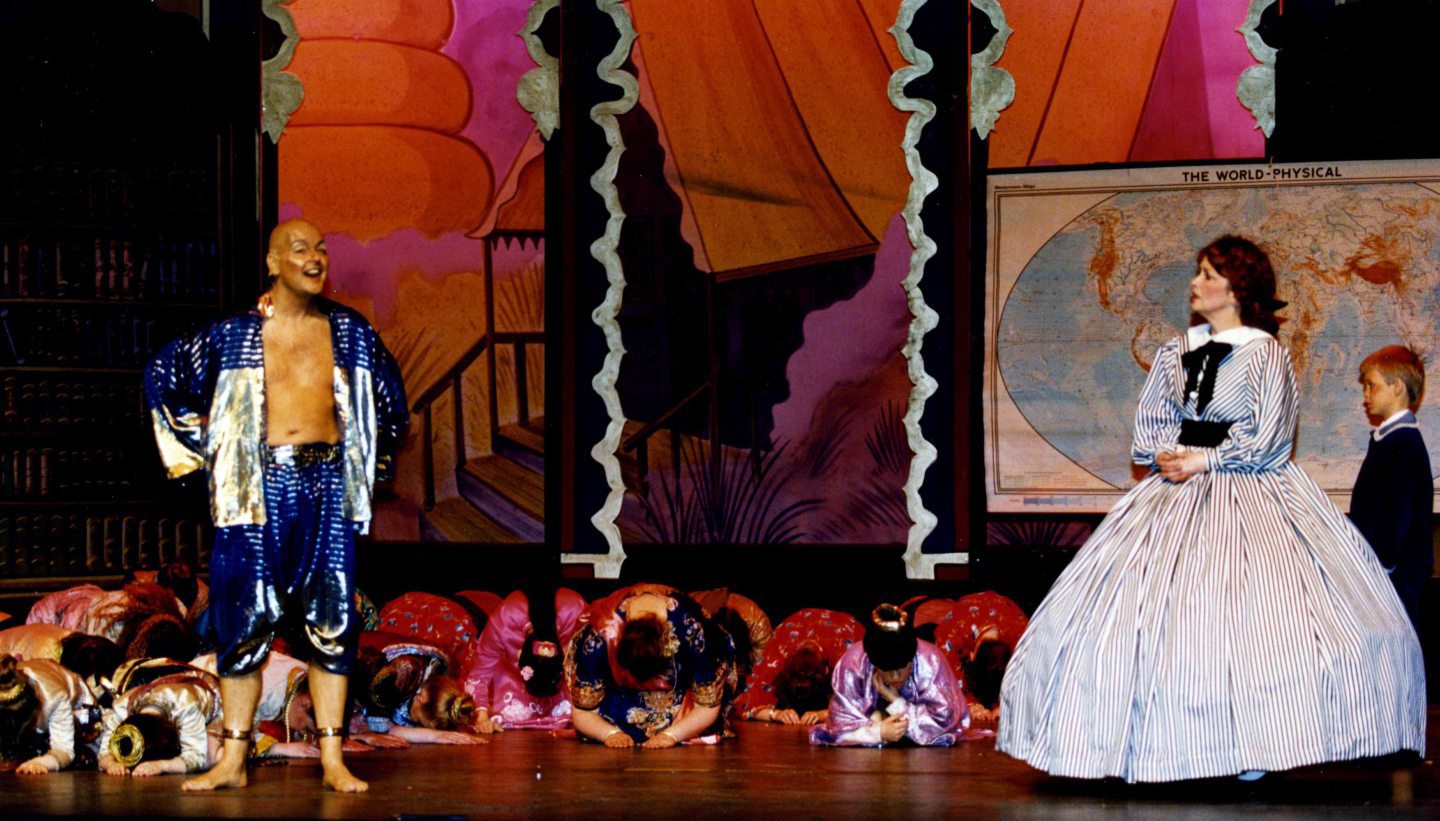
xmin=1178 ymin=420 xmax=1232 ymax=448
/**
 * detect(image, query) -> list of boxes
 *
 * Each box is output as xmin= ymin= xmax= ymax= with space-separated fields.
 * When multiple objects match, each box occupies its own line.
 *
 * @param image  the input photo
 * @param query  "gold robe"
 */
xmin=0 ymin=624 xmax=73 ymax=662
xmin=99 ymin=665 xmax=221 ymax=773
xmin=18 ymin=658 xmax=95 ymax=769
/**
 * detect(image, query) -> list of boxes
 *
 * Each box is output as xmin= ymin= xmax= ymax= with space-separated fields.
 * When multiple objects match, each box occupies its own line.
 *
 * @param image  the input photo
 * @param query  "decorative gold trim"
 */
xmin=890 ymin=0 xmax=968 ymax=578
xmin=968 ymin=624 xmax=1003 ymax=660
xmin=871 ymin=604 xmax=908 ymax=633
xmin=518 ymin=0 xmax=561 ymax=140
xmin=279 ymin=668 xmax=308 ymax=744
xmin=572 ymin=682 xmax=606 ymax=711
xmin=150 ymin=407 xmax=206 ymax=479
xmin=563 ymin=631 xmax=607 ymax=710
xmin=690 ymin=675 xmax=725 ymax=709
xmin=1237 ymin=0 xmax=1278 ymax=138
xmin=660 ymin=623 xmax=680 ymax=658
xmin=0 ymin=679 xmax=24 ymax=702
xmin=565 ymin=0 xmax=639 ymax=580
xmin=446 ymin=697 xmax=469 ymax=727
xmin=970 ymin=1 xmax=1015 ymax=139
xmin=261 ymin=0 xmax=304 ymax=143
xmin=110 ymin=724 xmax=145 ymax=768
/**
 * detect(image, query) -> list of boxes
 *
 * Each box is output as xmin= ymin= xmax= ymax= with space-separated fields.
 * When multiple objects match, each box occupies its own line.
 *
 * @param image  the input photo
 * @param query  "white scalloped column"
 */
xmin=891 ymin=0 xmax=966 ymax=579
xmin=260 ymin=0 xmax=303 ymax=142
xmin=561 ymin=0 xmax=638 ymax=579
xmin=517 ymin=0 xmax=560 ymax=140
xmin=969 ymin=0 xmax=1014 ymax=139
xmin=1237 ymin=0 xmax=1278 ymax=138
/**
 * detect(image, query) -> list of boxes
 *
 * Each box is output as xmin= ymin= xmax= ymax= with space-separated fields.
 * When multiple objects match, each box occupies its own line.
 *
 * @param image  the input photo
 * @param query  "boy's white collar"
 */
xmin=1374 ymin=409 xmax=1418 ymax=441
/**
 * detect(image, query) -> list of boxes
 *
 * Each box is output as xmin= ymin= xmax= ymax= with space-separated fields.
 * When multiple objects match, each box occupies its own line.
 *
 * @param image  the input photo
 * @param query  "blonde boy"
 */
xmin=1350 ymin=345 xmax=1433 ymax=631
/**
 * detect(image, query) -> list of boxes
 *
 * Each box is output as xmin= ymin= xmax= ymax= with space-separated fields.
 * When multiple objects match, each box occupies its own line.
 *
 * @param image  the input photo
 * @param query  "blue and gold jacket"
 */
xmin=143 ymin=299 xmax=408 ymax=534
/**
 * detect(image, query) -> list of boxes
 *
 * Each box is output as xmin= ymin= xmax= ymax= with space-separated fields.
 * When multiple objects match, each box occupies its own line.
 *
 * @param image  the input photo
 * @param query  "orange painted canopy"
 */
xmin=287 ymin=40 xmax=471 ymax=131
xmin=281 ymin=126 xmax=494 ymax=241
xmin=629 ymin=0 xmax=905 ymax=280
xmin=987 ymin=0 xmax=1265 ymax=167
xmin=752 ymin=0 xmax=910 ymax=240
xmin=855 ymin=0 xmax=906 ymax=73
xmin=289 ymin=0 xmax=454 ymax=49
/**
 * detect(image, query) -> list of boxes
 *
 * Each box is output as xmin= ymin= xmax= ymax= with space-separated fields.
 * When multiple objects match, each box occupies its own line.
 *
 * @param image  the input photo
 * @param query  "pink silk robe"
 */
xmin=463 ymin=588 xmax=586 ymax=729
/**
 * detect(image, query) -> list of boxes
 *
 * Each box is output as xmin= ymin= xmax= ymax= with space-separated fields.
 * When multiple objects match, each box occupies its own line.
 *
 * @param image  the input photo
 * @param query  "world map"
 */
xmin=995 ymin=179 xmax=1440 ymax=505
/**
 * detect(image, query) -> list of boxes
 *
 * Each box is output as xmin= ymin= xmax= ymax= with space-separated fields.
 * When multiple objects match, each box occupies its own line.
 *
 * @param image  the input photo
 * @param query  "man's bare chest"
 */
xmin=262 ymin=321 xmax=336 ymax=392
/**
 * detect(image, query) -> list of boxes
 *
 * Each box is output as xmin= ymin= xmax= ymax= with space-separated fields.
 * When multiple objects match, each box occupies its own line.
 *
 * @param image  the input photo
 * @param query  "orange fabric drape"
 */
xmin=989 ymin=0 xmax=1176 ymax=168
xmin=629 ymin=0 xmax=880 ymax=279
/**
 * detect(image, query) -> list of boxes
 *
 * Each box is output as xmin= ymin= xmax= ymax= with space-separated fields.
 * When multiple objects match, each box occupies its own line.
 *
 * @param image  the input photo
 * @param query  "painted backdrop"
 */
xmin=600 ymin=0 xmax=917 ymax=547
xmin=277 ymin=0 xmax=546 ymax=543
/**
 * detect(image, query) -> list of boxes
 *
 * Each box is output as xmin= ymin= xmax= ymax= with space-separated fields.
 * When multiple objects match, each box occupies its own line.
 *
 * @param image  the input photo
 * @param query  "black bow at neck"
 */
xmin=1181 ymin=340 xmax=1232 ymax=416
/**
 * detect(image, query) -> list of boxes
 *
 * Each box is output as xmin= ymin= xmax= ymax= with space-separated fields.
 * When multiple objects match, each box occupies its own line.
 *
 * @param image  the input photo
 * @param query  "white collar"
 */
xmin=1374 ymin=409 xmax=1419 ymax=441
xmin=1186 ymin=324 xmax=1272 ymax=349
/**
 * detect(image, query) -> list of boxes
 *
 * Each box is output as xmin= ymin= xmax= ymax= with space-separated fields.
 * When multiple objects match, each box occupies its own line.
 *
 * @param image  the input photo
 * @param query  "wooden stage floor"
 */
xmin=4 ymin=711 xmax=1438 ymax=819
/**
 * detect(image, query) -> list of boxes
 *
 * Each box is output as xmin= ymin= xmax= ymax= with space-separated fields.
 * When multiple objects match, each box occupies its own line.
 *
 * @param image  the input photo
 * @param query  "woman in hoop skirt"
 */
xmin=997 ymin=235 xmax=1425 ymax=782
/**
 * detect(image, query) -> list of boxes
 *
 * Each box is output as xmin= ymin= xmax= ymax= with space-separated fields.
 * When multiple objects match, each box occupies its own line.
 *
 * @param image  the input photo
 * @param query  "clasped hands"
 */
xmin=872 ymin=672 xmax=909 ymax=744
xmin=769 ymin=707 xmax=826 ymax=725
xmin=601 ymin=728 xmax=678 ymax=749
xmin=1156 ymin=449 xmax=1207 ymax=483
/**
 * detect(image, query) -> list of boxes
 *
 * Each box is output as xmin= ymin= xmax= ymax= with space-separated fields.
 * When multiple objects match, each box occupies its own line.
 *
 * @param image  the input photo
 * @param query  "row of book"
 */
xmin=0 ymin=447 xmax=163 ymax=500
xmin=0 ymin=236 xmax=221 ymax=301
xmin=0 ymin=514 xmax=210 ymax=578
xmin=2 ymin=378 xmax=144 ymax=429
xmin=0 ymin=161 xmax=215 ymax=226
xmin=0 ymin=306 xmax=202 ymax=368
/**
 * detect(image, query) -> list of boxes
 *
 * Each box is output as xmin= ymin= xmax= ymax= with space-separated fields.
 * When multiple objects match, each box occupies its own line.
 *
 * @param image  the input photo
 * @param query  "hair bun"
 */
xmin=870 ymin=604 xmax=908 ymax=633
xmin=110 ymin=723 xmax=146 ymax=768
xmin=0 ymin=655 xmax=26 ymax=703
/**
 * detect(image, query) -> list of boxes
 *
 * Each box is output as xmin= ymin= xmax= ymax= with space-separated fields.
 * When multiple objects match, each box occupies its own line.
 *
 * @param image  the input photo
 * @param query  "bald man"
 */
xmin=144 ymin=220 xmax=407 ymax=791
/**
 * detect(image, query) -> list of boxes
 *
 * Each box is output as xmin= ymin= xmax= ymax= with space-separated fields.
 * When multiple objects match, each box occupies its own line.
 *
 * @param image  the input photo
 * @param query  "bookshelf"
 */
xmin=0 ymin=155 xmax=221 ymax=583
xmin=0 ymin=0 xmax=267 ymax=595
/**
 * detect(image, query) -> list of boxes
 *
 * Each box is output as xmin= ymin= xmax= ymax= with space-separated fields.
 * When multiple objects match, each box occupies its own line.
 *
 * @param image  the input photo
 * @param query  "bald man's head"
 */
xmin=266 ymin=220 xmax=328 ymax=300
xmin=268 ymin=219 xmax=322 ymax=255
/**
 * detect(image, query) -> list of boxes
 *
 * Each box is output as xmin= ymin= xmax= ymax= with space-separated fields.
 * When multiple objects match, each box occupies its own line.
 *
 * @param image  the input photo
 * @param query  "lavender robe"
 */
xmin=810 ymin=640 xmax=968 ymax=747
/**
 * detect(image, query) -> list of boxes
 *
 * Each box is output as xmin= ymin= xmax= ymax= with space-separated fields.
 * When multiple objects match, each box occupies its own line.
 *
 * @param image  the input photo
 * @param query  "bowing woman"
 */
xmin=736 ymin=608 xmax=864 ymax=726
xmin=566 ymin=585 xmax=736 ymax=748
xmin=96 ymin=658 xmax=222 ymax=777
xmin=933 ymin=591 xmax=1029 ymax=721
xmin=466 ymin=587 xmax=587 ymax=732
xmin=0 ymin=655 xmax=98 ymax=774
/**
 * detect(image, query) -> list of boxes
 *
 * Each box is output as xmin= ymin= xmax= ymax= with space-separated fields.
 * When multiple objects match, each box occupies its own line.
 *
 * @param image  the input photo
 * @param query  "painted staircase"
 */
xmin=420 ymin=418 xmax=545 ymax=542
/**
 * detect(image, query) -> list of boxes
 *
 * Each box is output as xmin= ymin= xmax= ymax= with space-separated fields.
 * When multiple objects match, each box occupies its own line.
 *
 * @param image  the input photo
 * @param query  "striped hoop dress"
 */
xmin=997 ymin=325 xmax=1426 ymax=782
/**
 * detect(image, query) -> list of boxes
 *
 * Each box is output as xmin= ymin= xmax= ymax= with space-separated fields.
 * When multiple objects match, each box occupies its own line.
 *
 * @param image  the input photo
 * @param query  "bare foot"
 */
xmin=322 ymin=758 xmax=368 ymax=793
xmin=182 ymin=762 xmax=247 ymax=791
